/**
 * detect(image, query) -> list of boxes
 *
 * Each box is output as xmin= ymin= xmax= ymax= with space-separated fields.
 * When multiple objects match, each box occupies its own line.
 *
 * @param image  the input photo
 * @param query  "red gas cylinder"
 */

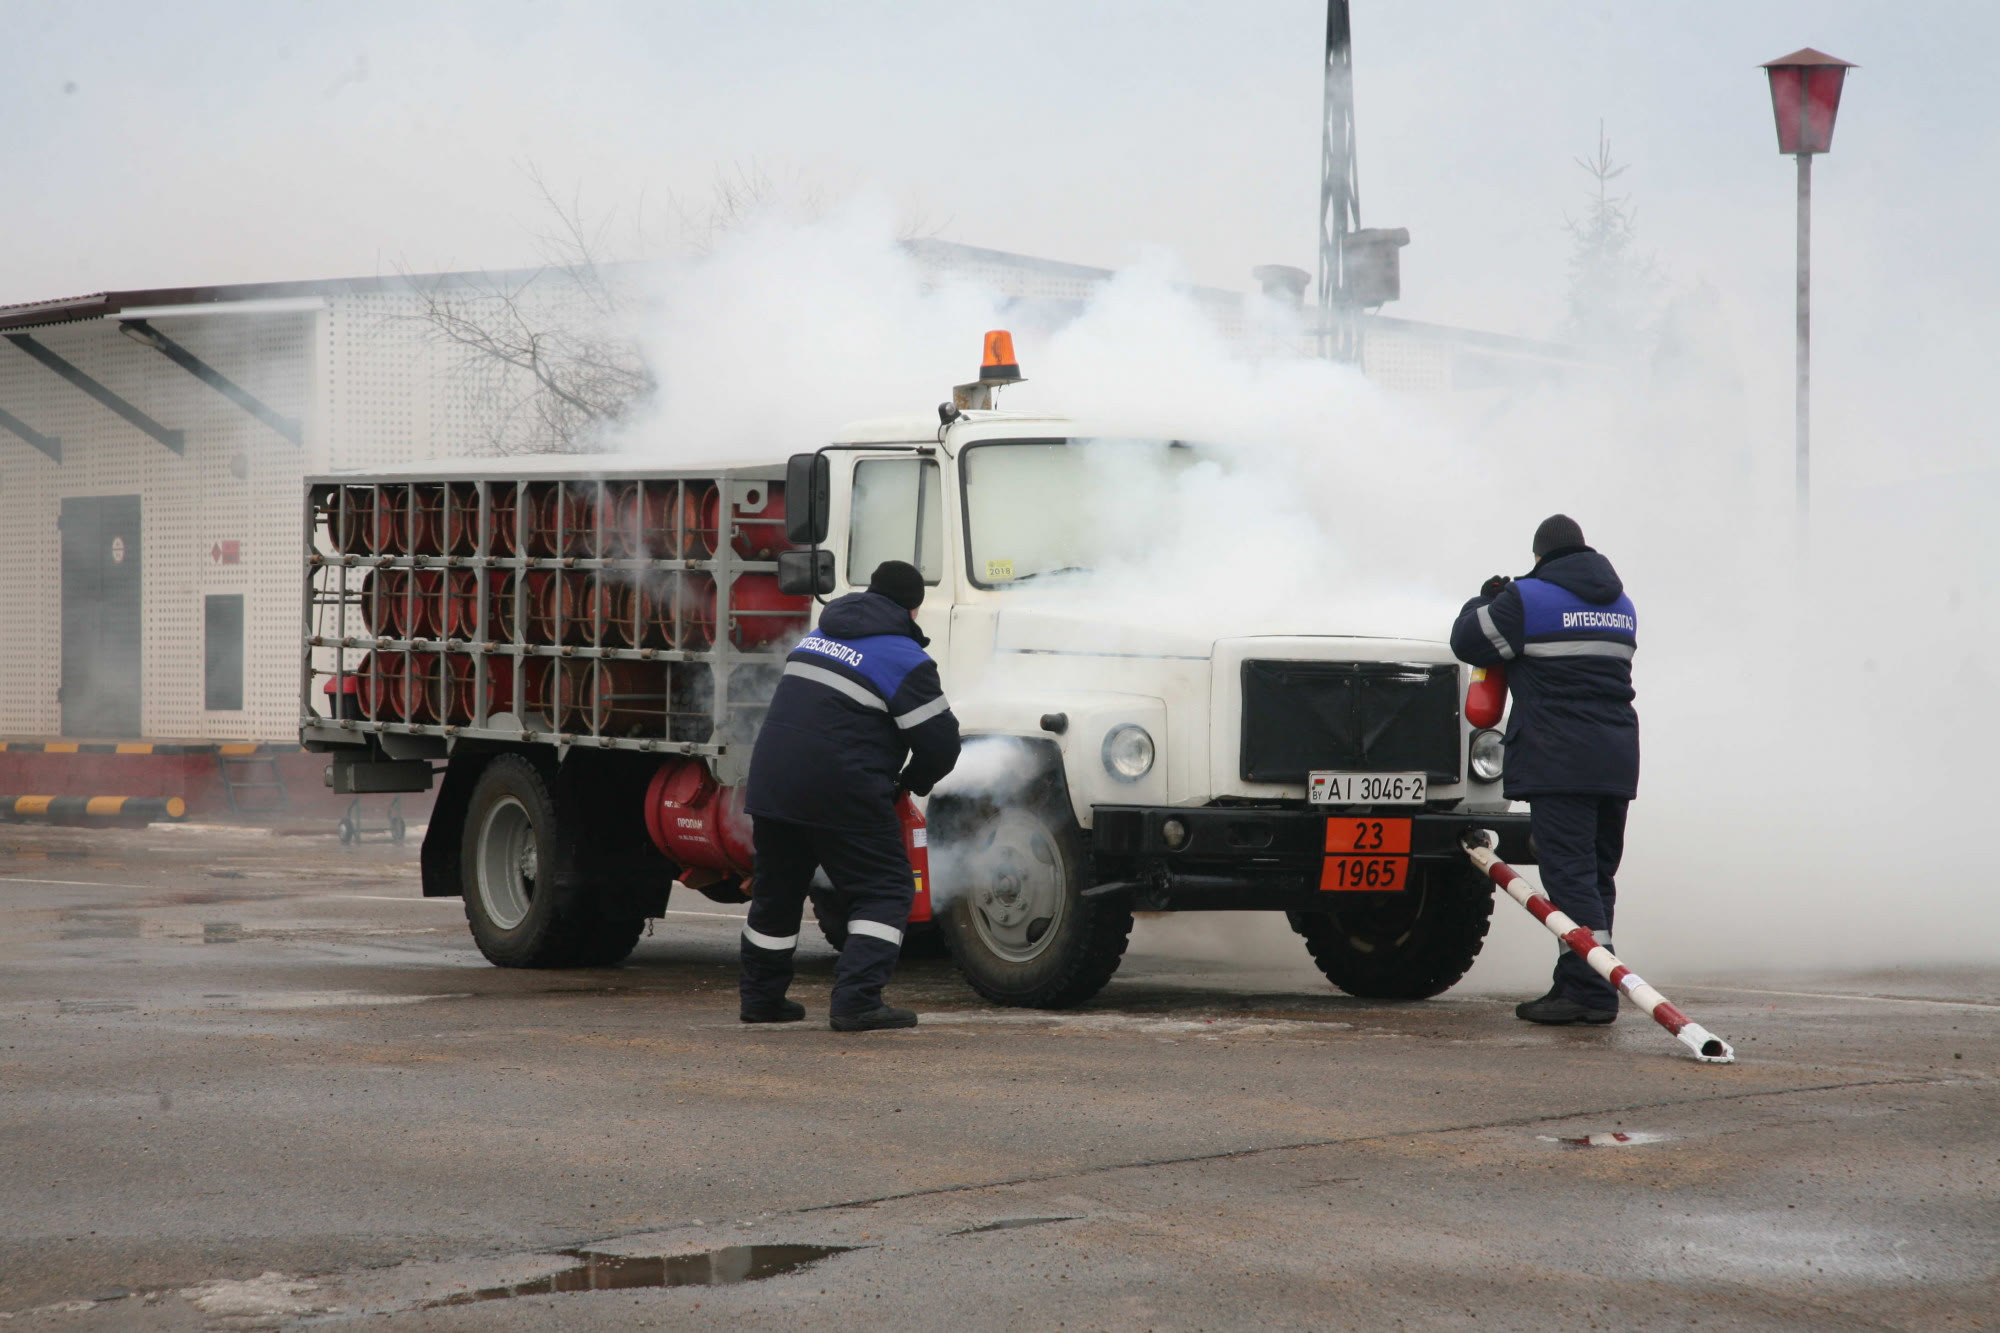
xmin=486 ymin=573 xmax=518 ymax=644
xmin=422 ymin=653 xmax=480 ymax=724
xmin=604 ymin=578 xmax=646 ymax=648
xmin=528 ymin=570 xmax=611 ymax=646
xmin=521 ymin=657 xmax=558 ymax=718
xmin=731 ymin=482 xmax=795 ymax=560
xmin=644 ymin=759 xmax=755 ymax=879
xmin=406 ymin=569 xmax=446 ymax=639
xmin=527 ymin=482 xmax=598 ymax=557
xmin=439 ymin=569 xmax=480 ymax=640
xmin=408 ymin=484 xmax=444 ymax=555
xmin=407 ymin=483 xmax=482 ymax=556
xmin=1466 ymin=664 xmax=1509 ymax=729
xmin=683 ymin=483 xmax=721 ymax=559
xmin=900 ymin=793 xmax=932 ymax=924
xmin=552 ymin=659 xmax=667 ymax=735
xmin=648 ymin=572 xmax=716 ymax=650
xmin=358 ymin=651 xmax=407 ymax=721
xmin=331 ymin=486 xmax=398 ymax=555
xmin=486 ymin=484 xmax=519 ymax=557
xmin=728 ymin=573 xmax=809 ymax=649
xmin=405 ymin=652 xmax=443 ymax=723
xmin=483 ymin=654 xmax=516 ymax=719
xmin=363 ymin=569 xmax=408 ymax=639
xmin=375 ymin=487 xmax=411 ymax=555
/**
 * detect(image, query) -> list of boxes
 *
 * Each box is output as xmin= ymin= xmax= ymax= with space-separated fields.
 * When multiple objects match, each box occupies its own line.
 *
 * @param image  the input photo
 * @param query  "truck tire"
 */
xmin=935 ymin=800 xmax=1131 ymax=1009
xmin=1286 ymin=860 xmax=1494 ymax=999
xmin=460 ymin=753 xmax=628 ymax=968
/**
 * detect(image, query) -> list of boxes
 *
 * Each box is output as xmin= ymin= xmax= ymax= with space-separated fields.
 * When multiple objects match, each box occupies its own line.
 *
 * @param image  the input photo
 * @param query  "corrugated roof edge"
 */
xmin=0 ymin=263 xmax=599 ymax=333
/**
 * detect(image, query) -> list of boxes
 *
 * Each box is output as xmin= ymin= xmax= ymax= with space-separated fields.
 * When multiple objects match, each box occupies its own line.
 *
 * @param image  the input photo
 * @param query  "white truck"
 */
xmin=299 ymin=336 xmax=1533 ymax=1008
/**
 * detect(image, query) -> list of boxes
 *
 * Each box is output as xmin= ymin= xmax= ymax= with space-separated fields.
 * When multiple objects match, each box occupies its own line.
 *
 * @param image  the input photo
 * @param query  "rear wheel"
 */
xmin=460 ymin=753 xmax=643 ymax=967
xmin=935 ymin=800 xmax=1130 ymax=1008
xmin=1287 ymin=860 xmax=1494 ymax=999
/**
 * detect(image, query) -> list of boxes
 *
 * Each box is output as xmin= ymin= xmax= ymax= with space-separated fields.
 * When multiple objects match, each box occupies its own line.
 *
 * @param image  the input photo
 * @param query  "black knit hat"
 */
xmin=867 ymin=560 xmax=925 ymax=611
xmin=1532 ymin=514 xmax=1586 ymax=558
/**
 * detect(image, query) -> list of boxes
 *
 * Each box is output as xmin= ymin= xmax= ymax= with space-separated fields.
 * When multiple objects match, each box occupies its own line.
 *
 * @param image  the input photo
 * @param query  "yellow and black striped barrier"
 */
xmin=0 ymin=795 xmax=188 ymax=821
xmin=0 ymin=741 xmax=301 ymax=756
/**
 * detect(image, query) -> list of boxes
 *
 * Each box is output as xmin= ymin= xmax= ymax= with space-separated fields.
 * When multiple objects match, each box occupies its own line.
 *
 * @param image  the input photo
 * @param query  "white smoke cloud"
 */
xmin=619 ymin=199 xmax=2000 ymax=983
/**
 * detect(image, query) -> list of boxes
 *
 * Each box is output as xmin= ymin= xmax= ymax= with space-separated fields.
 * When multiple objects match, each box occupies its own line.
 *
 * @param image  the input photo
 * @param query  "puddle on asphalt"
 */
xmin=951 ymin=1217 xmax=1081 ymax=1235
xmin=429 ymin=1246 xmax=855 ymax=1306
xmin=1540 ymin=1131 xmax=1671 ymax=1148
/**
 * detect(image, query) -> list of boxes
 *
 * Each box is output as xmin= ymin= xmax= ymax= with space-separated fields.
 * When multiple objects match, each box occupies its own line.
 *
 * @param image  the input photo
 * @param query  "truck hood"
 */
xmin=991 ymin=596 xmax=1456 ymax=660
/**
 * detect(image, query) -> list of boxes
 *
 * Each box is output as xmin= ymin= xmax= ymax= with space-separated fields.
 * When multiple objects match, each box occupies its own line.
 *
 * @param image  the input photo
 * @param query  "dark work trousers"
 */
xmin=1528 ymin=795 xmax=1629 ymax=1010
xmin=740 ymin=812 xmax=915 ymax=1017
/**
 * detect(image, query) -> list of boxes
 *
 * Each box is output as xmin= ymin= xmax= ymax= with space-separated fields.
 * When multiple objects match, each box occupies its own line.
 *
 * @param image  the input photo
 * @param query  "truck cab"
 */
xmin=775 ymin=389 xmax=1532 ymax=1007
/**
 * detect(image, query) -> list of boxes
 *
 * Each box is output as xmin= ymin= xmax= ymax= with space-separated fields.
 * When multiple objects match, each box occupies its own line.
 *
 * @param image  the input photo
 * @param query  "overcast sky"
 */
xmin=3 ymin=1 xmax=1995 ymax=476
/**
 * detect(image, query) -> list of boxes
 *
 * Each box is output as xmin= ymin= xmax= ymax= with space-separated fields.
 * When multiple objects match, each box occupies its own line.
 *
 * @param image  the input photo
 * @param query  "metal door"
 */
xmin=60 ymin=496 xmax=142 ymax=737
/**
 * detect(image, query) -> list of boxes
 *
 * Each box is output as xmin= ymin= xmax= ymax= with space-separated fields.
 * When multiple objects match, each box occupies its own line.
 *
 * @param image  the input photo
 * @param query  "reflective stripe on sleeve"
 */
xmin=893 ymin=694 xmax=951 ymax=730
xmin=847 ymin=919 xmax=905 ymax=946
xmin=783 ymin=661 xmax=887 ymax=711
xmin=1522 ymin=640 xmax=1635 ymax=660
xmin=1476 ymin=604 xmax=1516 ymax=660
xmin=742 ymin=925 xmax=800 ymax=951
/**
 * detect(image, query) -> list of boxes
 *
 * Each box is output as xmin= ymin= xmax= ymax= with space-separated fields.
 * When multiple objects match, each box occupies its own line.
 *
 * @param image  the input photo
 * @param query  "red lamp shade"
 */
xmin=1763 ymin=48 xmax=1856 ymax=155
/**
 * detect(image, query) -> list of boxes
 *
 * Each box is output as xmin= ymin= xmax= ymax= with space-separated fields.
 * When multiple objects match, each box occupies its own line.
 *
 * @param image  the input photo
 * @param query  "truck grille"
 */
xmin=1239 ymin=660 xmax=1461 ymax=785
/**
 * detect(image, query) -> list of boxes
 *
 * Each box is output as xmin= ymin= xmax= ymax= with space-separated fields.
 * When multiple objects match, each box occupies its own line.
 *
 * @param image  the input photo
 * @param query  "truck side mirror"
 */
xmin=784 ymin=452 xmax=831 ymax=545
xmin=776 ymin=548 xmax=836 ymax=597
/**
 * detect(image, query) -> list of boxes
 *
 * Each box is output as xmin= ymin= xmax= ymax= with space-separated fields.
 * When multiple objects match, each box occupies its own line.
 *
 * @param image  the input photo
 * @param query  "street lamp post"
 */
xmin=1762 ymin=48 xmax=1855 ymax=529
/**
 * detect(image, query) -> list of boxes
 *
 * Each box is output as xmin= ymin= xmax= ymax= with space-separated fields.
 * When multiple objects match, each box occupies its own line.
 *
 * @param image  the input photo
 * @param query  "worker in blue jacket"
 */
xmin=1451 ymin=515 xmax=1639 ymax=1025
xmin=740 ymin=560 xmax=961 ymax=1031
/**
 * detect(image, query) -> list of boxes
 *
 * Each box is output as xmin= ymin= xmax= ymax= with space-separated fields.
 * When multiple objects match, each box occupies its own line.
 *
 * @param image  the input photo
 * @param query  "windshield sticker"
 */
xmin=985 ymin=559 xmax=1014 ymax=581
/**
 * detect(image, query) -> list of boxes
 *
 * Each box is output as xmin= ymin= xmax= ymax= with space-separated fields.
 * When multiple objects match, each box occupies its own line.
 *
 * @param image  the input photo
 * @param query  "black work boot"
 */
xmin=741 ymin=998 xmax=807 ymax=1024
xmin=1515 ymin=990 xmax=1617 ymax=1025
xmin=829 ymin=1005 xmax=918 ymax=1032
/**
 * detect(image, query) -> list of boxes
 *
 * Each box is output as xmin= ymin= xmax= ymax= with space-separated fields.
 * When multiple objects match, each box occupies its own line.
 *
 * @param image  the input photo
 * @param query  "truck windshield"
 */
xmin=960 ymin=438 xmax=1203 ymax=588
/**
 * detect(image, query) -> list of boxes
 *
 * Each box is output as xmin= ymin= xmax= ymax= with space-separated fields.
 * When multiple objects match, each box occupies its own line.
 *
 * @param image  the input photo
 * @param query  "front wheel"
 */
xmin=1287 ymin=860 xmax=1494 ymax=999
xmin=934 ymin=801 xmax=1130 ymax=1009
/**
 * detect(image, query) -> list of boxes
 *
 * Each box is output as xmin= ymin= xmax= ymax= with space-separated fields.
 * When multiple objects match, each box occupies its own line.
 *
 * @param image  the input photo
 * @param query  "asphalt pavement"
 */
xmin=0 ymin=820 xmax=1993 ymax=1331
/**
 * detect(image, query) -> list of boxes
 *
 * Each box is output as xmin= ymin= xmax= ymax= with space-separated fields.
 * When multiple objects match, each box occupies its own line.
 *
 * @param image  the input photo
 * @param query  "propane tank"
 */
xmin=643 ymin=758 xmax=756 ymax=880
xmin=899 ymin=793 xmax=932 ymax=924
xmin=1466 ymin=664 xmax=1509 ymax=729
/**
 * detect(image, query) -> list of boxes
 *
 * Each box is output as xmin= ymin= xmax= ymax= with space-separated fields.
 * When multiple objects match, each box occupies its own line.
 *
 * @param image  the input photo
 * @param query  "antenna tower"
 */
xmin=1316 ymin=0 xmax=1361 ymax=361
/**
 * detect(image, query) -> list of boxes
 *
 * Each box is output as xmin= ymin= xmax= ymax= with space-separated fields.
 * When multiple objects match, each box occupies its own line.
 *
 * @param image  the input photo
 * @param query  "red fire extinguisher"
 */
xmin=1466 ymin=664 xmax=1509 ymax=729
xmin=898 ymin=793 xmax=932 ymax=924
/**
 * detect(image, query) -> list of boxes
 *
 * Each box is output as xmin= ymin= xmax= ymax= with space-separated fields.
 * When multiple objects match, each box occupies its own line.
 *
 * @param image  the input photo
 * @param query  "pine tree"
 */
xmin=1561 ymin=125 xmax=1660 ymax=347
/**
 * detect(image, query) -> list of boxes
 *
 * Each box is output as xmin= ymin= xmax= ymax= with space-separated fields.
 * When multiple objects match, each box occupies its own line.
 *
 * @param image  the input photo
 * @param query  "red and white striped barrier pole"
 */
xmin=1462 ymin=830 xmax=1734 ymax=1064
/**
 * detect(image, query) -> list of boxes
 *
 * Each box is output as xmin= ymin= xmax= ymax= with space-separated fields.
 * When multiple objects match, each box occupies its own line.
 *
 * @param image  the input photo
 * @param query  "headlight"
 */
xmin=1469 ymin=728 xmax=1505 ymax=783
xmin=1102 ymin=724 xmax=1155 ymax=782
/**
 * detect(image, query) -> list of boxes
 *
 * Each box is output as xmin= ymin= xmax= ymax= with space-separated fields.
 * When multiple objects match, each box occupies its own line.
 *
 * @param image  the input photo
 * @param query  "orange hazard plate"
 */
xmin=1320 ymin=856 xmax=1408 ymax=892
xmin=1325 ymin=818 xmax=1411 ymax=856
xmin=1321 ymin=817 xmax=1411 ymax=892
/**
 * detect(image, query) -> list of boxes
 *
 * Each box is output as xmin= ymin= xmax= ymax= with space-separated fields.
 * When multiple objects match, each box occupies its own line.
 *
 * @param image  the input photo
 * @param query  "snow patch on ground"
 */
xmin=180 ymin=1271 xmax=327 ymax=1319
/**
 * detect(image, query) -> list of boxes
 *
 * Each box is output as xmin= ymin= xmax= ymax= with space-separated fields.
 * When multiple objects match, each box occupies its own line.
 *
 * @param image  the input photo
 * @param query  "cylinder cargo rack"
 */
xmin=299 ymin=469 xmax=806 ymax=778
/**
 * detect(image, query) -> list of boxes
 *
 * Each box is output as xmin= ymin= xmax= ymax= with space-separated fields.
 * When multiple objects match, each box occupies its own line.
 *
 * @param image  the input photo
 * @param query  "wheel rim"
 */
xmin=475 ymin=795 xmax=538 ymax=930
xmin=1329 ymin=873 xmax=1431 ymax=955
xmin=964 ymin=810 xmax=1068 ymax=964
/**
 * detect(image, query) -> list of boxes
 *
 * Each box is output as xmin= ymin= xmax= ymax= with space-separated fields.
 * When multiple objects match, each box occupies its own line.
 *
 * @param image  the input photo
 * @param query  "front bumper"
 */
xmin=1089 ymin=804 xmax=1534 ymax=912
